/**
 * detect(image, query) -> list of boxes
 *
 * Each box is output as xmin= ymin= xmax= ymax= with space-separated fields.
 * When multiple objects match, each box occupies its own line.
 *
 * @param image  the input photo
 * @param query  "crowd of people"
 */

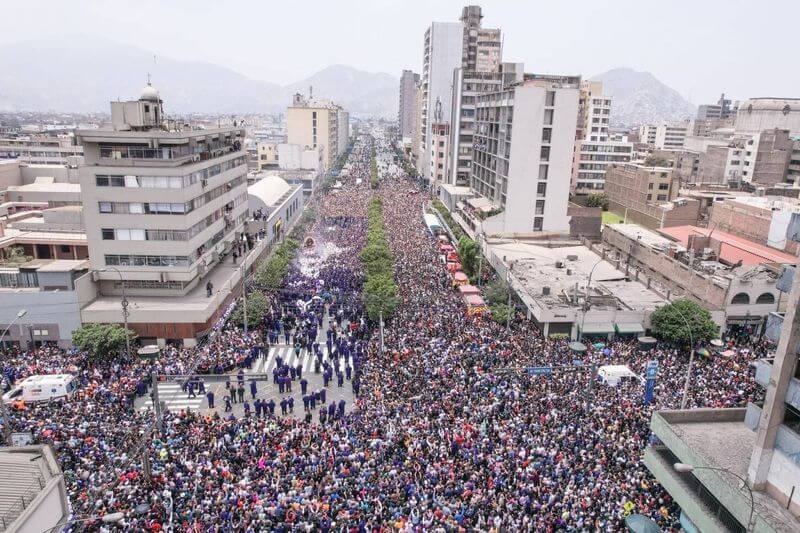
xmin=0 ymin=131 xmax=770 ymax=531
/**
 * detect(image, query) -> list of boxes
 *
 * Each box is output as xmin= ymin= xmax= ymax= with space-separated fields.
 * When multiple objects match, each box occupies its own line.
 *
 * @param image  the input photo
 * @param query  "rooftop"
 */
xmin=0 ymin=445 xmax=68 ymax=531
xmin=5 ymin=182 xmax=80 ymax=194
xmin=489 ymin=240 xmax=667 ymax=311
xmin=659 ymin=225 xmax=797 ymax=266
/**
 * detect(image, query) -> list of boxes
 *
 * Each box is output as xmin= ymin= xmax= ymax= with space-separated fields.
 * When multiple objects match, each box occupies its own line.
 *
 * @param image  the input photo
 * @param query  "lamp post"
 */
xmin=0 ymin=309 xmax=28 ymax=346
xmin=672 ymin=306 xmax=698 ymax=410
xmin=673 ymin=463 xmax=755 ymax=531
xmin=578 ymin=259 xmax=606 ymax=342
xmin=97 ymin=267 xmax=131 ymax=358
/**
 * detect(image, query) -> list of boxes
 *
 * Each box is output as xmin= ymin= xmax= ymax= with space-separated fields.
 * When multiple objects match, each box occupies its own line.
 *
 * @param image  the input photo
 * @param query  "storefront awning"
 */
xmin=580 ymin=322 xmax=615 ymax=335
xmin=616 ymin=322 xmax=645 ymax=334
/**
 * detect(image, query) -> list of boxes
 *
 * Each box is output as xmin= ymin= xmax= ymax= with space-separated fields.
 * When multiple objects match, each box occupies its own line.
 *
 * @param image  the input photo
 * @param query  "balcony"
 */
xmin=98 ymin=140 xmax=243 ymax=167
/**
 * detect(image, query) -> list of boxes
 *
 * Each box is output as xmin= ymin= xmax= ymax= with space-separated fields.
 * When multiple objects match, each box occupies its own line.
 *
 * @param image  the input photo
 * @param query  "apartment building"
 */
xmin=417 ymin=20 xmax=463 ymax=181
xmin=582 ymin=91 xmax=612 ymax=141
xmin=605 ymin=163 xmax=700 ymax=229
xmin=398 ymin=70 xmax=420 ymax=141
xmin=448 ymin=5 xmax=503 ymax=187
xmin=571 ymin=140 xmax=633 ymax=194
xmin=0 ymin=134 xmax=83 ymax=166
xmin=77 ymin=84 xmax=250 ymax=344
xmin=429 ymin=115 xmax=450 ymax=187
xmin=639 ymin=124 xmax=658 ymax=145
xmin=286 ymin=93 xmax=349 ymax=171
xmin=653 ymin=122 xmax=688 ymax=150
xmin=469 ymin=74 xmax=580 ymax=234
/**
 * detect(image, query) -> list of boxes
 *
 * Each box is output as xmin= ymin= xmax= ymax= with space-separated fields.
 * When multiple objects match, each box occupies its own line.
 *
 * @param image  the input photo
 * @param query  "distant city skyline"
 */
xmin=1 ymin=0 xmax=797 ymax=105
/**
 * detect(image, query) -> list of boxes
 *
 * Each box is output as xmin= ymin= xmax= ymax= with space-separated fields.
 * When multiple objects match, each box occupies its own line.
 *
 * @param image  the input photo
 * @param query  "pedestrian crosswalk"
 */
xmin=247 ymin=345 xmax=338 ymax=375
xmin=138 ymin=382 xmax=204 ymax=412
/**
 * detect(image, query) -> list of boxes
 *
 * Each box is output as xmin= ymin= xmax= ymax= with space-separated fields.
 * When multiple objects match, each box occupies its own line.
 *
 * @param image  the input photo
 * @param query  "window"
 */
xmin=533 ymin=217 xmax=543 ymax=231
xmin=538 ymin=164 xmax=548 ymax=180
xmin=540 ymin=146 xmax=550 ymax=162
xmin=60 ymin=245 xmax=70 ymax=253
xmin=731 ymin=293 xmax=750 ymax=305
xmin=647 ymin=194 xmax=652 ymax=201
xmin=658 ymin=183 xmax=669 ymax=190
xmin=543 ymin=109 xmax=554 ymax=125
xmin=535 ymin=200 xmax=545 ymax=215
xmin=545 ymin=91 xmax=555 ymax=106
xmin=99 ymin=202 xmax=112 ymax=213
xmin=656 ymin=194 xmax=667 ymax=201
xmin=537 ymin=182 xmax=547 ymax=196
xmin=541 ymin=128 xmax=552 ymax=143
xmin=756 ymin=293 xmax=775 ymax=304
xmin=648 ymin=183 xmax=654 ymax=189
xmin=33 ymin=329 xmax=48 ymax=337
xmin=102 ymin=229 xmax=115 ymax=240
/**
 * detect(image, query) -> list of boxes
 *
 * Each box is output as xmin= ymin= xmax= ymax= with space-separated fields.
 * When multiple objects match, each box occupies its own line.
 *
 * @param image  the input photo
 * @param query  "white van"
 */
xmin=2 ymin=374 xmax=77 ymax=404
xmin=597 ymin=365 xmax=642 ymax=387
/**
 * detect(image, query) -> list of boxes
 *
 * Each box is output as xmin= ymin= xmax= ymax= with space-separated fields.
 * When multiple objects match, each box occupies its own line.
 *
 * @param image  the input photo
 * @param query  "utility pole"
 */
xmin=379 ymin=309 xmax=385 ymax=353
xmin=477 ymin=233 xmax=484 ymax=287
xmin=151 ymin=372 xmax=163 ymax=435
xmin=241 ymin=265 xmax=249 ymax=336
xmin=505 ymin=263 xmax=513 ymax=333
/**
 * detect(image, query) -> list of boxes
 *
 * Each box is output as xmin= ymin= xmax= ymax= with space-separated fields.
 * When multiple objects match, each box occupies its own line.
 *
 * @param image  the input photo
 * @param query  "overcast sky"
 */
xmin=2 ymin=0 xmax=797 ymax=104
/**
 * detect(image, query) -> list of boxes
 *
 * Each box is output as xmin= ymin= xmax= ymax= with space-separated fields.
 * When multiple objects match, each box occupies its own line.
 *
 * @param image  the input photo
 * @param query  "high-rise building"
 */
xmin=571 ymin=139 xmax=633 ymax=195
xmin=77 ymin=84 xmax=250 ymax=343
xmin=470 ymin=74 xmax=580 ymax=234
xmin=286 ymin=93 xmax=349 ymax=171
xmin=398 ymin=70 xmax=419 ymax=141
xmin=448 ymin=5 xmax=503 ymax=187
xmin=417 ymin=20 xmax=463 ymax=182
xmin=697 ymin=92 xmax=734 ymax=120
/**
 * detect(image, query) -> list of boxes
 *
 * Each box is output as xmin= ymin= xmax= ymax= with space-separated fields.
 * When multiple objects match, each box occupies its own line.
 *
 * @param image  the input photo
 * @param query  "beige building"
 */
xmin=286 ymin=93 xmax=349 ymax=171
xmin=76 ymin=84 xmax=251 ymax=345
xmin=605 ymin=163 xmax=700 ymax=229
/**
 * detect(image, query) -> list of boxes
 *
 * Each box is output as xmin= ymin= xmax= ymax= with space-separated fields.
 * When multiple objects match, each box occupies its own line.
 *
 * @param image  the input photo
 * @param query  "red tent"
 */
xmin=458 ymin=284 xmax=480 ymax=295
xmin=446 ymin=251 xmax=459 ymax=262
xmin=446 ymin=262 xmax=463 ymax=272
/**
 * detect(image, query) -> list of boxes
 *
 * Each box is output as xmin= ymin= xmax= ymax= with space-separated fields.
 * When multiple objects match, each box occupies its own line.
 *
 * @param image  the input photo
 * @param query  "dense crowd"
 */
xmin=0 ymin=132 xmax=769 ymax=531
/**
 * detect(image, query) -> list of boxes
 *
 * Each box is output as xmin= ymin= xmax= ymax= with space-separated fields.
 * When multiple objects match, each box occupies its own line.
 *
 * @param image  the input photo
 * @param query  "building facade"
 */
xmin=0 ymin=135 xmax=83 ymax=166
xmin=471 ymin=75 xmax=580 ymax=234
xmin=653 ymin=122 xmax=688 ymax=150
xmin=77 ymin=85 xmax=248 ymax=299
xmin=417 ymin=21 xmax=463 ymax=181
xmin=447 ymin=5 xmax=503 ymax=187
xmin=571 ymin=139 xmax=633 ymax=195
xmin=286 ymin=93 xmax=349 ymax=171
xmin=398 ymin=70 xmax=419 ymax=141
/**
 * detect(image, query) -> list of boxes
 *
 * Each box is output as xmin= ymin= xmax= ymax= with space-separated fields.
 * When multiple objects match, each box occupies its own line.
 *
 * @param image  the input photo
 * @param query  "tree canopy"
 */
xmin=361 ymin=197 xmax=398 ymax=321
xmin=457 ymin=236 xmax=480 ymax=278
xmin=650 ymin=299 xmax=718 ymax=345
xmin=254 ymin=239 xmax=299 ymax=289
xmin=230 ymin=290 xmax=269 ymax=329
xmin=586 ymin=192 xmax=609 ymax=210
xmin=72 ymin=323 xmax=136 ymax=362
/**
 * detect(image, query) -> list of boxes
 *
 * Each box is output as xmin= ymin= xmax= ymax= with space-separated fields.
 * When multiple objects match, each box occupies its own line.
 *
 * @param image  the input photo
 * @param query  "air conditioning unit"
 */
xmin=566 ymin=269 xmax=573 ymax=275
xmin=542 ymin=286 xmax=551 ymax=296
xmin=555 ymin=261 xmax=565 ymax=268
xmin=566 ymin=254 xmax=578 ymax=261
xmin=91 ymin=270 xmax=100 ymax=282
xmin=160 ymin=272 xmax=169 ymax=282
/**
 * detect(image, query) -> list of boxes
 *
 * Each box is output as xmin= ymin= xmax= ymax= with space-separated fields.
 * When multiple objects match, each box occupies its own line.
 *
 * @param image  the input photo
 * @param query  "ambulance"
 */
xmin=2 ymin=374 xmax=77 ymax=404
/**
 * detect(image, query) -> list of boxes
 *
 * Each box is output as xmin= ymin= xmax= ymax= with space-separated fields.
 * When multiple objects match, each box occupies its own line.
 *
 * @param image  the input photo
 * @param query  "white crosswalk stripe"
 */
xmin=139 ymin=382 xmax=203 ymax=411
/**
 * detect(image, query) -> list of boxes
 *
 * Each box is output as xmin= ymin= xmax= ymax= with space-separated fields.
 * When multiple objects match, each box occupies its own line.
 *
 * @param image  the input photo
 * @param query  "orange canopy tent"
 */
xmin=453 ymin=272 xmax=469 ymax=285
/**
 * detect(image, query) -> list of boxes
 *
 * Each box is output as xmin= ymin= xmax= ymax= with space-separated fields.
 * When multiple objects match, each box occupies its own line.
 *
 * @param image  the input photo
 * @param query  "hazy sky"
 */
xmin=3 ymin=0 xmax=797 ymax=104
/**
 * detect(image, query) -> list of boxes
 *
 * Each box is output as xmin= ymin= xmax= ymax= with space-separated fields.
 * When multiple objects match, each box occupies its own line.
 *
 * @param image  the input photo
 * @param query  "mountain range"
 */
xmin=0 ymin=37 xmax=400 ymax=118
xmin=590 ymin=68 xmax=696 ymax=127
xmin=0 ymin=38 xmax=696 ymax=126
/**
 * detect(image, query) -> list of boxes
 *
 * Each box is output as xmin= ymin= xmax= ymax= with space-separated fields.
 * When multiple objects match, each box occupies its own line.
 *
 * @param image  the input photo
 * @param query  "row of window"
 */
xmin=105 ymin=254 xmax=196 ymax=268
xmin=94 ymin=156 xmax=247 ymax=189
xmin=97 ymin=177 xmax=246 ymax=215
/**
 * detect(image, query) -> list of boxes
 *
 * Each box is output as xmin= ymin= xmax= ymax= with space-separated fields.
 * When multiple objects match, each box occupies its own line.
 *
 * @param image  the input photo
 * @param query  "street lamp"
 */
xmin=97 ymin=267 xmax=131 ymax=358
xmin=578 ymin=258 xmax=606 ymax=342
xmin=0 ymin=309 xmax=28 ymax=346
xmin=673 ymin=463 xmax=755 ymax=531
xmin=672 ymin=306 xmax=699 ymax=410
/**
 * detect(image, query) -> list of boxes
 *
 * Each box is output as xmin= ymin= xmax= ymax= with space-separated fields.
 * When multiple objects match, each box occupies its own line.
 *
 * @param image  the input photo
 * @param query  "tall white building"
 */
xmin=448 ymin=5 xmax=503 ymax=187
xmin=585 ymin=95 xmax=612 ymax=141
xmin=417 ymin=21 xmax=463 ymax=183
xmin=571 ymin=139 xmax=633 ymax=194
xmin=398 ymin=70 xmax=419 ymax=141
xmin=471 ymin=74 xmax=580 ymax=234
xmin=640 ymin=122 xmax=688 ymax=150
xmin=77 ymin=85 xmax=248 ymax=299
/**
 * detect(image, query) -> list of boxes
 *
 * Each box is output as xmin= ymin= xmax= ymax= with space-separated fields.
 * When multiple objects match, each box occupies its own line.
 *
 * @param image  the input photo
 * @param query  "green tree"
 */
xmin=489 ymin=303 xmax=514 ymax=325
xmin=255 ymin=239 xmax=299 ymax=289
xmin=650 ymin=299 xmax=719 ymax=345
xmin=457 ymin=236 xmax=480 ymax=277
xmin=484 ymin=278 xmax=510 ymax=306
xmin=644 ymin=155 xmax=671 ymax=167
xmin=362 ymin=273 xmax=398 ymax=322
xmin=586 ymin=192 xmax=609 ymax=210
xmin=72 ymin=323 xmax=136 ymax=362
xmin=230 ymin=290 xmax=269 ymax=329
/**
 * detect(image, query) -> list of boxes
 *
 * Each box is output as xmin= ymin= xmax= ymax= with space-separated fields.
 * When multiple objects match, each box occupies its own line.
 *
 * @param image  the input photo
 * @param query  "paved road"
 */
xmin=135 ymin=307 xmax=358 ymax=421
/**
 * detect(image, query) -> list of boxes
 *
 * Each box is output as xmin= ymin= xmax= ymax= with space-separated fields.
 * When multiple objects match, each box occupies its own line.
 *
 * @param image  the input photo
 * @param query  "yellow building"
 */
xmin=286 ymin=93 xmax=349 ymax=171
